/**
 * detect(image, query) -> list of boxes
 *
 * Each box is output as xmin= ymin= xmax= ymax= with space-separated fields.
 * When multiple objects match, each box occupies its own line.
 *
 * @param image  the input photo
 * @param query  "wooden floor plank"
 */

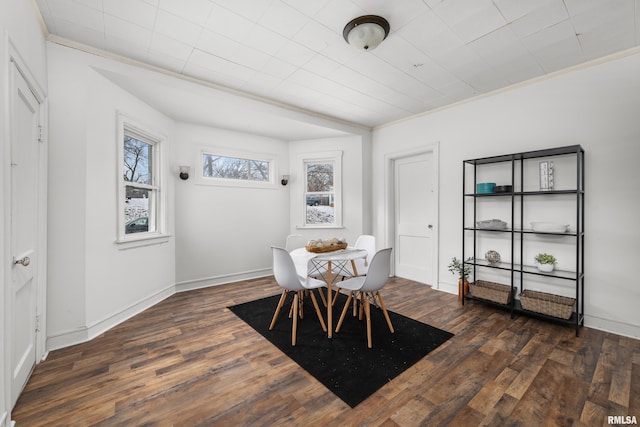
xmin=12 ymin=277 xmax=640 ymax=426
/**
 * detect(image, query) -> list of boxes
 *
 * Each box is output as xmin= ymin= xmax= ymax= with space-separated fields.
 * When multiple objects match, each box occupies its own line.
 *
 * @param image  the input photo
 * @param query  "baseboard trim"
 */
xmin=436 ymin=281 xmax=458 ymax=295
xmin=175 ymin=268 xmax=272 ymax=293
xmin=584 ymin=315 xmax=640 ymax=340
xmin=47 ymin=284 xmax=175 ymax=351
xmin=46 ymin=328 xmax=90 ymax=352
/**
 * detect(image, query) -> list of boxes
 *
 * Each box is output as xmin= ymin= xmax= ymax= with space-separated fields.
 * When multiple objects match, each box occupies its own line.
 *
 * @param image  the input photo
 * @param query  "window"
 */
xmin=303 ymin=152 xmax=342 ymax=227
xmin=198 ymin=148 xmax=275 ymax=188
xmin=203 ymin=154 xmax=269 ymax=182
xmin=117 ymin=115 xmax=165 ymax=243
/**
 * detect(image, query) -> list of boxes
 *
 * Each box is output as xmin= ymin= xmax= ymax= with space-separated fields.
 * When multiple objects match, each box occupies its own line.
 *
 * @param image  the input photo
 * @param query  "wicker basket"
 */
xmin=305 ymin=243 xmax=348 ymax=253
xmin=519 ymin=290 xmax=575 ymax=319
xmin=469 ymin=280 xmax=513 ymax=304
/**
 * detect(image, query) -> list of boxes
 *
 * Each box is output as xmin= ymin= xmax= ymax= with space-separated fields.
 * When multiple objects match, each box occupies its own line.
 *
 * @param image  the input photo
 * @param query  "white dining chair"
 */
xmin=341 ymin=235 xmax=375 ymax=312
xmin=285 ymin=234 xmax=307 ymax=252
xmin=351 ymin=234 xmax=375 ymax=276
xmin=270 ymin=247 xmax=327 ymax=346
xmin=335 ymin=248 xmax=394 ymax=348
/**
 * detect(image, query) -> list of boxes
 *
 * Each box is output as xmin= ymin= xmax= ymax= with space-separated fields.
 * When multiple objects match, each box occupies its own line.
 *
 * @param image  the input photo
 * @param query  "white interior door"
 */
xmin=10 ymin=62 xmax=41 ymax=408
xmin=394 ymin=152 xmax=436 ymax=284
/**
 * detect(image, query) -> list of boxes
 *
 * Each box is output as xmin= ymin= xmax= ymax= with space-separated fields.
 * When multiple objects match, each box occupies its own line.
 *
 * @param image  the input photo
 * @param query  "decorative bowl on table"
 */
xmin=305 ymin=238 xmax=348 ymax=253
xmin=530 ymin=222 xmax=569 ymax=233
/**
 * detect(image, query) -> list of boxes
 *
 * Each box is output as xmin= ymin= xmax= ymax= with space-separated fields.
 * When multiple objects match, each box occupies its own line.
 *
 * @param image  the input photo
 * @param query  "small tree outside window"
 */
xmin=303 ymin=152 xmax=342 ymax=227
xmin=117 ymin=115 xmax=164 ymax=242
xmin=202 ymin=154 xmax=269 ymax=182
xmin=198 ymin=148 xmax=275 ymax=188
xmin=123 ymin=135 xmax=155 ymax=234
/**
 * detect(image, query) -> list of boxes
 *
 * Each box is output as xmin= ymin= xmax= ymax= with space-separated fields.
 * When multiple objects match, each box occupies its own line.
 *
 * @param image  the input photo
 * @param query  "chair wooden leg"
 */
xmin=331 ymin=288 xmax=340 ymax=306
xmin=335 ymin=291 xmax=353 ymax=333
xmin=269 ymin=290 xmax=288 ymax=330
xmin=364 ymin=295 xmax=372 ymax=348
xmin=292 ymin=292 xmax=299 ymax=346
xmin=309 ymin=290 xmax=327 ymax=332
xmin=317 ymin=288 xmax=328 ymax=307
xmin=376 ymin=292 xmax=395 ymax=333
xmin=298 ymin=291 xmax=304 ymax=319
xmin=352 ymin=292 xmax=357 ymax=316
xmin=358 ymin=292 xmax=364 ymax=320
xmin=287 ymin=290 xmax=304 ymax=319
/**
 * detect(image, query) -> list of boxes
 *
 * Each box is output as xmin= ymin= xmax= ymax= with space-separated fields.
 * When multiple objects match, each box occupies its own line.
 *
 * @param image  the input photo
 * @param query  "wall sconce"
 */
xmin=281 ymin=175 xmax=289 ymax=186
xmin=179 ymin=165 xmax=191 ymax=180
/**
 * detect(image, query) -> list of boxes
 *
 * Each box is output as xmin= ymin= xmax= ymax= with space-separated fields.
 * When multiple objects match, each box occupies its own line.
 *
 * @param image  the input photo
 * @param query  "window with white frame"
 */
xmin=304 ymin=152 xmax=342 ymax=227
xmin=117 ymin=115 xmax=164 ymax=242
xmin=198 ymin=148 xmax=275 ymax=188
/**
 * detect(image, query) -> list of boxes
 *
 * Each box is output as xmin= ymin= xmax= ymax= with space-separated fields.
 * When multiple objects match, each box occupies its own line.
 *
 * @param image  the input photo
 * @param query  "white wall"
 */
xmin=173 ymin=131 xmax=370 ymax=291
xmin=174 ymin=123 xmax=290 ymax=289
xmin=1 ymin=0 xmax=47 ymax=86
xmin=1 ymin=0 xmax=47 ymax=424
xmin=47 ymin=43 xmax=176 ymax=349
xmin=372 ymin=49 xmax=640 ymax=338
xmin=84 ymin=68 xmax=176 ymax=330
xmin=45 ymin=43 xmax=88 ymax=347
xmin=288 ymin=135 xmax=367 ymax=246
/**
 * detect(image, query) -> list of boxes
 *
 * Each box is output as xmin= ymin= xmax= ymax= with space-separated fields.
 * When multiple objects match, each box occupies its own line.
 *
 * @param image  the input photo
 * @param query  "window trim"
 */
xmin=195 ymin=146 xmax=277 ymax=189
xmin=299 ymin=151 xmax=343 ymax=229
xmin=116 ymin=113 xmax=168 ymax=245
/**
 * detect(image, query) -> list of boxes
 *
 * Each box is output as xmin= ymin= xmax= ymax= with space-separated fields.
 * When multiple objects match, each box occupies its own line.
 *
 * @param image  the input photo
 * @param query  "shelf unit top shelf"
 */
xmin=463 ymin=144 xmax=584 ymax=165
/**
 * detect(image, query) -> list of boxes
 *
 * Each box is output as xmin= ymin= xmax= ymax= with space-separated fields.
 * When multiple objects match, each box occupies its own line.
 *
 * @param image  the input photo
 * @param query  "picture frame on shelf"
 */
xmin=539 ymin=161 xmax=554 ymax=190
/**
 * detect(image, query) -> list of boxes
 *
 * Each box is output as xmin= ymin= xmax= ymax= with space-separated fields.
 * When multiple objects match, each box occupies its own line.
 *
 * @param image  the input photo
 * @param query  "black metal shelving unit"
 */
xmin=462 ymin=145 xmax=585 ymax=336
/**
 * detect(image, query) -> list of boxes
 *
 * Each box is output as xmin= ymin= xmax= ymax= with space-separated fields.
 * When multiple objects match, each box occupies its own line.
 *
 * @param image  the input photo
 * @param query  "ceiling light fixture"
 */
xmin=343 ymin=15 xmax=390 ymax=51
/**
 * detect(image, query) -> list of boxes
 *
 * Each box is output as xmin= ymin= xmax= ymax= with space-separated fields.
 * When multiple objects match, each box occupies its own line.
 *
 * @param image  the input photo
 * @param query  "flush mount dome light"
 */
xmin=343 ymin=15 xmax=390 ymax=51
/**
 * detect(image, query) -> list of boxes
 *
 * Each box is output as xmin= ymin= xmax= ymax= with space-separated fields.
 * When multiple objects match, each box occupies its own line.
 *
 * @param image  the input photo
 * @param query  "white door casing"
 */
xmin=9 ymin=59 xmax=43 ymax=409
xmin=389 ymin=147 xmax=438 ymax=285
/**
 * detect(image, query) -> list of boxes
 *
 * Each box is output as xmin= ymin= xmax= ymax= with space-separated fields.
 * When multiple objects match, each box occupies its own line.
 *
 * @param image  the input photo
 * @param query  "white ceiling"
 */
xmin=34 ymin=0 xmax=640 ymax=139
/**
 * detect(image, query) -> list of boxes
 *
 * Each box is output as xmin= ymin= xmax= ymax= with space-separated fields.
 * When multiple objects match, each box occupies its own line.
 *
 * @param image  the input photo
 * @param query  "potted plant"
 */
xmin=448 ymin=257 xmax=472 ymax=300
xmin=534 ymin=253 xmax=557 ymax=272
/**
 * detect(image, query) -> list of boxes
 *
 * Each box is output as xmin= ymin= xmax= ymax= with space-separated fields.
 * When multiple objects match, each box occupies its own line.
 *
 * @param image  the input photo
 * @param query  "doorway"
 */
xmin=388 ymin=146 xmax=439 ymax=285
xmin=7 ymin=57 xmax=46 ymax=409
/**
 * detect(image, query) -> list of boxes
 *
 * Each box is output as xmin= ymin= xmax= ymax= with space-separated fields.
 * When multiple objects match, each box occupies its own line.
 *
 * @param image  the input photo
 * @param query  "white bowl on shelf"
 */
xmin=530 ymin=222 xmax=569 ymax=233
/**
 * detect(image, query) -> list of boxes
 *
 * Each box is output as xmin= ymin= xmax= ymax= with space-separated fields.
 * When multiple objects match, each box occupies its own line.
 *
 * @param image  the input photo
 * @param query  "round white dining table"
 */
xmin=290 ymin=247 xmax=367 ymax=338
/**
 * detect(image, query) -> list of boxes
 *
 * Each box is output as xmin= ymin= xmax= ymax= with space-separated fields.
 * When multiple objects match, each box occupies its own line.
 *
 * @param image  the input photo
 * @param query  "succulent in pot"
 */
xmin=534 ymin=253 xmax=557 ymax=272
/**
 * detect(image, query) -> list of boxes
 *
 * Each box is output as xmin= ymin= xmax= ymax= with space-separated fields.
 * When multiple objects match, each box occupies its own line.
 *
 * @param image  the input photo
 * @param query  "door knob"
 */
xmin=428 ymin=224 xmax=433 ymax=229
xmin=14 ymin=256 xmax=30 ymax=267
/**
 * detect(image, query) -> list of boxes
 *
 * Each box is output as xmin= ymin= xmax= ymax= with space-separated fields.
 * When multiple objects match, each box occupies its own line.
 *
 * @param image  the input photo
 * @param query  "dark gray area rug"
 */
xmin=229 ymin=292 xmax=453 ymax=407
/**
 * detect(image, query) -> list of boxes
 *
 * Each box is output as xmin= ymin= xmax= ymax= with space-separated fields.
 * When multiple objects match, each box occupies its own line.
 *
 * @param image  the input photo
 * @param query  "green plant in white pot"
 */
xmin=534 ymin=253 xmax=557 ymax=272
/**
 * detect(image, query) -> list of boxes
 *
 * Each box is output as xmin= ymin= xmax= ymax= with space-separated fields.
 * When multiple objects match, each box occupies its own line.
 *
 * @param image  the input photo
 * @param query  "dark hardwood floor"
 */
xmin=12 ymin=277 xmax=639 ymax=426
